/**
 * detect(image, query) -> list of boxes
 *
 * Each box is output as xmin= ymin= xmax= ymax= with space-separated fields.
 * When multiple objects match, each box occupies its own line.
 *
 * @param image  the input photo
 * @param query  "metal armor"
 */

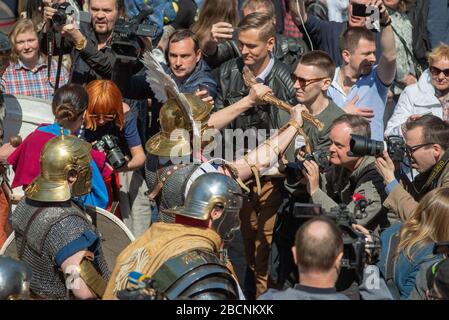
xmin=26 ymin=134 xmax=92 ymax=202
xmin=145 ymin=93 xmax=213 ymax=157
xmin=0 ymin=256 xmax=32 ymax=300
xmin=11 ymin=199 xmax=110 ymax=299
xmin=144 ymin=155 xmax=200 ymax=223
xmin=151 ymin=249 xmax=239 ymax=300
xmin=164 ymin=172 xmax=243 ymax=243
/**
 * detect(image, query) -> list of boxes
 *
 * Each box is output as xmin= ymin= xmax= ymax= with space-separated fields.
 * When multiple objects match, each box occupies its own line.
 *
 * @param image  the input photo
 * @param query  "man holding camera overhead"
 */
xmin=375 ymin=115 xmax=449 ymax=222
xmin=41 ymin=0 xmax=123 ymax=85
xmin=301 ymin=114 xmax=390 ymax=231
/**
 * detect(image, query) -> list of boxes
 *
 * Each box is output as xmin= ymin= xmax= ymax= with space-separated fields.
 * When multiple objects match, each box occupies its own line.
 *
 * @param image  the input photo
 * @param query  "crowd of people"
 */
xmin=0 ymin=0 xmax=449 ymax=301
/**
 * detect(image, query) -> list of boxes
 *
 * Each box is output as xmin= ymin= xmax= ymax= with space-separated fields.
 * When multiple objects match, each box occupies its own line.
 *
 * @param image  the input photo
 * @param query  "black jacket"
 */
xmin=205 ymin=34 xmax=309 ymax=71
xmin=40 ymin=22 xmax=116 ymax=85
xmin=216 ymin=57 xmax=296 ymax=130
xmin=216 ymin=57 xmax=296 ymax=160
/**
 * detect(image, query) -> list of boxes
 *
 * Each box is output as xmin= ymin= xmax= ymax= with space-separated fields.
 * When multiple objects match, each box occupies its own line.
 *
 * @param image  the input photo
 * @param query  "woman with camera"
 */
xmin=83 ymin=80 xmax=145 ymax=172
xmin=83 ymin=80 xmax=145 ymax=232
xmin=7 ymin=84 xmax=109 ymax=208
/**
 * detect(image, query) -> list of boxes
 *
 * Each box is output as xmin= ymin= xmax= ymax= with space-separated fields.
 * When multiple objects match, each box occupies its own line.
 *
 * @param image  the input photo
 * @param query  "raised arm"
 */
xmin=373 ymin=0 xmax=397 ymax=86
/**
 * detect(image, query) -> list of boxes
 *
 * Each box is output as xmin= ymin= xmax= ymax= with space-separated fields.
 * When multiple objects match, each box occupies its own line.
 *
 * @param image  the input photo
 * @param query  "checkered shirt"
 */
xmin=0 ymin=58 xmax=69 ymax=101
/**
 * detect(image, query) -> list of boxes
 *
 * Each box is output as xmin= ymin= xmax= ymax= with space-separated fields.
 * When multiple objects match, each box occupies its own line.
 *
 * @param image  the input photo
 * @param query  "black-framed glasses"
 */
xmin=405 ymin=142 xmax=434 ymax=155
xmin=429 ymin=66 xmax=449 ymax=77
xmin=291 ymin=74 xmax=327 ymax=88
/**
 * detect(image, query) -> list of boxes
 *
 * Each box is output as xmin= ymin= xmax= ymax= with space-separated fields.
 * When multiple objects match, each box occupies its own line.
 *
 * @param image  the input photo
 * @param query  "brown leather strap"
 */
xmin=18 ymin=207 xmax=46 ymax=259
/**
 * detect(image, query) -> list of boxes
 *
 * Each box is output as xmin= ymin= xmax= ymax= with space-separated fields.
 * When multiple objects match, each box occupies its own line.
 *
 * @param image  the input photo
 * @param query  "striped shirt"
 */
xmin=0 ymin=58 xmax=69 ymax=101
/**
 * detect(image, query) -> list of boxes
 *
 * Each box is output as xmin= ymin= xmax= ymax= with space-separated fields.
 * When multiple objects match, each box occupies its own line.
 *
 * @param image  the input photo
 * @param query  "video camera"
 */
xmin=111 ymin=5 xmax=158 ymax=61
xmin=285 ymin=150 xmax=330 ymax=183
xmin=92 ymin=135 xmax=126 ymax=170
xmin=293 ymin=202 xmax=381 ymax=280
xmin=348 ymin=134 xmax=406 ymax=162
xmin=51 ymin=0 xmax=91 ymax=27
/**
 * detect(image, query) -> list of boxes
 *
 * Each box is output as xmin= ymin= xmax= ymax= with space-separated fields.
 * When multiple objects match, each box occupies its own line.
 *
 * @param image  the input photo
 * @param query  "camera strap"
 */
xmin=422 ymin=149 xmax=449 ymax=190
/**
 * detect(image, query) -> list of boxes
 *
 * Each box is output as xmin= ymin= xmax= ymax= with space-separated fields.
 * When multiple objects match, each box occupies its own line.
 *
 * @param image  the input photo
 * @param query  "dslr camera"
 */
xmin=285 ymin=150 xmax=330 ymax=183
xmin=111 ymin=5 xmax=158 ymax=61
xmin=348 ymin=134 xmax=406 ymax=161
xmin=293 ymin=203 xmax=381 ymax=280
xmin=51 ymin=0 xmax=91 ymax=27
xmin=92 ymin=135 xmax=126 ymax=170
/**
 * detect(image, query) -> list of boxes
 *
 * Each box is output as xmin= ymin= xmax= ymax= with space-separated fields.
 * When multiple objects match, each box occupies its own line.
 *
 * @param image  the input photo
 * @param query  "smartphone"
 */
xmin=352 ymin=3 xmax=369 ymax=17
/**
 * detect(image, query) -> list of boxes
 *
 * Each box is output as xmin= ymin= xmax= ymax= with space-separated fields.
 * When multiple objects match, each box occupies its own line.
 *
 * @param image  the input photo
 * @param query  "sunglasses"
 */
xmin=429 ymin=66 xmax=449 ymax=77
xmin=89 ymin=114 xmax=117 ymax=122
xmin=291 ymin=74 xmax=327 ymax=88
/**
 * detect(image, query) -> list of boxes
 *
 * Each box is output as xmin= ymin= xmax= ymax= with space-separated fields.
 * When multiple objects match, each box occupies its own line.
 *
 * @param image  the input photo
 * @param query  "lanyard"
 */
xmin=423 ymin=149 xmax=449 ymax=190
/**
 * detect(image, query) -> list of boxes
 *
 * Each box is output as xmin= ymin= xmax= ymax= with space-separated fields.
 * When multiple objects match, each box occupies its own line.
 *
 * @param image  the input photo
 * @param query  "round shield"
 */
xmin=0 ymin=232 xmax=17 ymax=258
xmin=0 ymin=206 xmax=135 ymax=272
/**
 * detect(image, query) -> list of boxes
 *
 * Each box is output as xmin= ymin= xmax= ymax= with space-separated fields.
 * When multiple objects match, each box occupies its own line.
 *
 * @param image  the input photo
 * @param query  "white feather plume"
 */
xmin=141 ymin=50 xmax=178 ymax=103
xmin=140 ymin=50 xmax=201 ymax=145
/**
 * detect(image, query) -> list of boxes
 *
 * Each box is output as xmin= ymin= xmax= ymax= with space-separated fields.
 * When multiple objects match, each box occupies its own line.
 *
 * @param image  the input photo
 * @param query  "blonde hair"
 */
xmin=191 ymin=0 xmax=239 ymax=49
xmin=397 ymin=187 xmax=449 ymax=262
xmin=427 ymin=44 xmax=449 ymax=66
xmin=8 ymin=19 xmax=40 ymax=63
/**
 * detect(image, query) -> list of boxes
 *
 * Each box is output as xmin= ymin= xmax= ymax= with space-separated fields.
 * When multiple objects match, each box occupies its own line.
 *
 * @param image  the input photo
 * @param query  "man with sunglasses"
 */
xmin=290 ymin=50 xmax=345 ymax=153
xmin=385 ymin=44 xmax=449 ymax=137
xmin=375 ymin=115 xmax=449 ymax=221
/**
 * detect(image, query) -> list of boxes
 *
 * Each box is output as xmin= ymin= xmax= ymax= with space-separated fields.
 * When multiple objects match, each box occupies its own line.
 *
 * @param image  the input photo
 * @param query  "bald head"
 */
xmin=295 ymin=217 xmax=343 ymax=273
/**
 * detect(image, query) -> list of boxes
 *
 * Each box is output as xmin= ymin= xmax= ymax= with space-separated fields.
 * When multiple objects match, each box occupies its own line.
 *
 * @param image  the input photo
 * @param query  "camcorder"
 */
xmin=51 ymin=0 xmax=91 ymax=27
xmin=285 ymin=150 xmax=330 ymax=183
xmin=348 ymin=134 xmax=406 ymax=162
xmin=111 ymin=5 xmax=158 ymax=61
xmin=92 ymin=135 xmax=126 ymax=170
xmin=293 ymin=203 xmax=381 ymax=280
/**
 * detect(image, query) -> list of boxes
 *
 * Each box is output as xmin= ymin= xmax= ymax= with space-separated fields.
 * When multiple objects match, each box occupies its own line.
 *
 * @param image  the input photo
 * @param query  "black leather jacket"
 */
xmin=216 ymin=57 xmax=296 ymax=131
xmin=205 ymin=34 xmax=309 ymax=71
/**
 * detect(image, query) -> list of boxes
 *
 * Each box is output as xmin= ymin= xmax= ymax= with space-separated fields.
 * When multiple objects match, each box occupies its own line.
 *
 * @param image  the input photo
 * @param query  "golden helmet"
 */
xmin=26 ymin=135 xmax=93 ymax=202
xmin=145 ymin=93 xmax=213 ymax=157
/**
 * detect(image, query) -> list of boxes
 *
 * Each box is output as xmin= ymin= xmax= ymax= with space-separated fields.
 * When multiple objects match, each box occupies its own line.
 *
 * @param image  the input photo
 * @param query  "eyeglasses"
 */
xmin=429 ymin=66 xmax=449 ymax=77
xmin=89 ymin=114 xmax=116 ymax=122
xmin=405 ymin=142 xmax=434 ymax=155
xmin=291 ymin=74 xmax=327 ymax=89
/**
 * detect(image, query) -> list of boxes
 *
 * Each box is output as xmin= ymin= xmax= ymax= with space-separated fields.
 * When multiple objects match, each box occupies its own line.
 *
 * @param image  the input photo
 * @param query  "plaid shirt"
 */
xmin=0 ymin=58 xmax=69 ymax=101
xmin=282 ymin=0 xmax=303 ymax=39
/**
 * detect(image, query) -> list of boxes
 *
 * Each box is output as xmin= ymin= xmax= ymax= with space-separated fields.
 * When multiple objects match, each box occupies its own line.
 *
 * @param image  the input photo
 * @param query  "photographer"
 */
xmin=375 ymin=115 xmax=449 ymax=221
xmin=83 ymin=80 xmax=145 ymax=234
xmin=41 ymin=0 xmax=123 ymax=85
xmin=301 ymin=114 xmax=389 ymax=230
xmin=259 ymin=216 xmax=392 ymax=300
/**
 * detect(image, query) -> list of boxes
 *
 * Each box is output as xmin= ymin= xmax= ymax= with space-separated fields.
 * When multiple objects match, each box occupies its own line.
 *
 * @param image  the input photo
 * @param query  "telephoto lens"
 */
xmin=348 ymin=134 xmax=385 ymax=157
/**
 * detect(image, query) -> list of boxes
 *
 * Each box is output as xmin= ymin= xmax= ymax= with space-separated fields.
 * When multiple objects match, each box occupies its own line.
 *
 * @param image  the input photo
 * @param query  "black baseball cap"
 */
xmin=427 ymin=258 xmax=449 ymax=299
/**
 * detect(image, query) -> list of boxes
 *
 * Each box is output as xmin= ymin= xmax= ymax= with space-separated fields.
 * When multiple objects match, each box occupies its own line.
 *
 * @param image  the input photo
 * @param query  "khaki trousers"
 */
xmin=239 ymin=179 xmax=283 ymax=297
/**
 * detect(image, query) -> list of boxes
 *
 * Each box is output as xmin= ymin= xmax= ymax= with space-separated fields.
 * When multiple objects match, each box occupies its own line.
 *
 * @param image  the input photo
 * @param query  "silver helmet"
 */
xmin=164 ymin=172 xmax=244 ymax=242
xmin=0 ymin=257 xmax=32 ymax=300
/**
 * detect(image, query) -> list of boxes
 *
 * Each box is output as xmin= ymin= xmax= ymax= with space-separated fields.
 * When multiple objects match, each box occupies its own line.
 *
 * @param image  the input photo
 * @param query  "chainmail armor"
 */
xmin=144 ymin=156 xmax=200 ymax=222
xmin=12 ymin=199 xmax=110 ymax=299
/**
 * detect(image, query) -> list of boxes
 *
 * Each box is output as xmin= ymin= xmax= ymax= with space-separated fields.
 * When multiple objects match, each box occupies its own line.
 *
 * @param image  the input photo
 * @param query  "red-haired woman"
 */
xmin=83 ymin=80 xmax=146 ymax=232
xmin=83 ymin=80 xmax=145 ymax=172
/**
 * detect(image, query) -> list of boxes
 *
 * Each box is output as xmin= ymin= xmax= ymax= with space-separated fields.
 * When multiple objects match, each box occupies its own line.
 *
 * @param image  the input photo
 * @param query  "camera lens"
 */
xmin=349 ymin=135 xmax=385 ymax=157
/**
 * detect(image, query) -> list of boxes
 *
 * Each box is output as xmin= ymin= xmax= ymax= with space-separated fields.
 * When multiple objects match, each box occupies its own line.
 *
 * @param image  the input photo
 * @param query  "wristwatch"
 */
xmin=74 ymin=37 xmax=87 ymax=51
